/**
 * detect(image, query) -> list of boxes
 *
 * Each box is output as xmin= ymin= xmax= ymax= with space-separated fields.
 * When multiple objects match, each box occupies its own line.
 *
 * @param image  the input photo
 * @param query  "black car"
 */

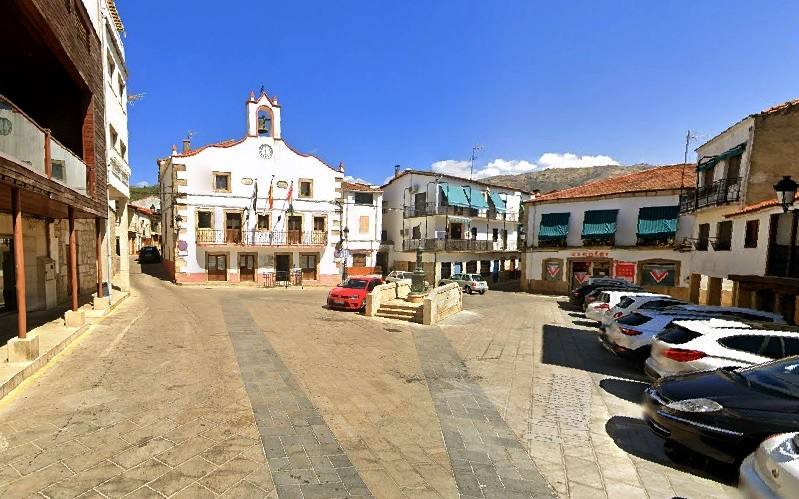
xmin=569 ymin=278 xmax=640 ymax=307
xmin=643 ymin=357 xmax=799 ymax=464
xmin=138 ymin=246 xmax=161 ymax=263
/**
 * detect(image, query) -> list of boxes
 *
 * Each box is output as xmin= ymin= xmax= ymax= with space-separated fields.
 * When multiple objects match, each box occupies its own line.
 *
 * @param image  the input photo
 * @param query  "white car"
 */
xmin=585 ymin=291 xmax=667 ymax=322
xmin=665 ymin=304 xmax=786 ymax=324
xmin=740 ymin=433 xmax=799 ymax=499
xmin=601 ymin=311 xmax=753 ymax=360
xmin=600 ymin=294 xmax=684 ymax=329
xmin=645 ymin=320 xmax=799 ymax=379
xmin=385 ymin=270 xmax=413 ymax=282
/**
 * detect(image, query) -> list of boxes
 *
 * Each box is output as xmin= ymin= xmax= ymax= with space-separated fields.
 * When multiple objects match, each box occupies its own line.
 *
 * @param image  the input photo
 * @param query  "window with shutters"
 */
xmin=359 ymin=216 xmax=369 ymax=234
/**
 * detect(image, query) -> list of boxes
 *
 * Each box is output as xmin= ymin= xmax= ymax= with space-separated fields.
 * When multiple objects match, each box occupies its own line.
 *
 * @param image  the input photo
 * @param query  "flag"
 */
xmin=267 ymin=175 xmax=274 ymax=210
xmin=251 ymin=181 xmax=258 ymax=212
xmin=286 ymin=180 xmax=293 ymax=203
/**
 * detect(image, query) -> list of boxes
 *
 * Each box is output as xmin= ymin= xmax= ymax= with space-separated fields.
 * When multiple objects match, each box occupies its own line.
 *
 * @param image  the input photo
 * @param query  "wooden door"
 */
xmin=351 ymin=253 xmax=367 ymax=268
xmin=207 ymin=254 xmax=227 ymax=281
xmin=239 ymin=254 xmax=255 ymax=281
xmin=225 ymin=213 xmax=242 ymax=243
xmin=288 ymin=216 xmax=302 ymax=244
xmin=300 ymin=254 xmax=317 ymax=280
xmin=275 ymin=254 xmax=291 ymax=273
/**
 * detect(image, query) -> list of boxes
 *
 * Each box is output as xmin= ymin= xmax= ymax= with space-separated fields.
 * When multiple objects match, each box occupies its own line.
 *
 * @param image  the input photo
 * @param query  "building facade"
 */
xmin=159 ymin=91 xmax=364 ymax=285
xmin=128 ymin=205 xmax=160 ymax=254
xmin=522 ymin=165 xmax=695 ymax=299
xmin=681 ymin=99 xmax=799 ymax=308
xmin=340 ymin=181 xmax=383 ymax=275
xmin=1 ymin=0 xmax=108 ymax=343
xmin=381 ymin=169 xmax=528 ymax=284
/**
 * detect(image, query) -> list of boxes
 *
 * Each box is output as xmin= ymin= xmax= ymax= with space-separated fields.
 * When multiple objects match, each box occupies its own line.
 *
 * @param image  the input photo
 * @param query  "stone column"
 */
xmin=95 ymin=217 xmax=104 ymax=297
xmin=11 ymin=188 xmax=26 ymax=338
xmin=706 ymin=277 xmax=723 ymax=306
xmin=688 ymin=273 xmax=701 ymax=304
xmin=69 ymin=207 xmax=78 ymax=311
xmin=118 ymin=200 xmax=130 ymax=291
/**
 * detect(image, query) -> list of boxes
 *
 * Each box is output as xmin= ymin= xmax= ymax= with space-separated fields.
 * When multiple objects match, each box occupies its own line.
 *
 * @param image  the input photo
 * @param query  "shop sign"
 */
xmin=614 ymin=261 xmax=636 ymax=282
xmin=641 ymin=263 xmax=677 ymax=286
xmin=544 ymin=260 xmax=562 ymax=281
xmin=570 ymin=250 xmax=609 ymax=258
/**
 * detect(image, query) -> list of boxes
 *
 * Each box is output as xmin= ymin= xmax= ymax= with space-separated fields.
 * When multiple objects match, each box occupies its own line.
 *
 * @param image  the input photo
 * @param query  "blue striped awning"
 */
xmin=440 ymin=185 xmax=470 ymax=207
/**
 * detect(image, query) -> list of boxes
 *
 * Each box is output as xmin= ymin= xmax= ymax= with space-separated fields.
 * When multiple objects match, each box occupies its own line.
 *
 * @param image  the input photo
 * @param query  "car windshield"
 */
xmin=740 ymin=358 xmax=799 ymax=399
xmin=617 ymin=297 xmax=635 ymax=309
xmin=469 ymin=275 xmax=485 ymax=281
xmin=341 ymin=279 xmax=368 ymax=289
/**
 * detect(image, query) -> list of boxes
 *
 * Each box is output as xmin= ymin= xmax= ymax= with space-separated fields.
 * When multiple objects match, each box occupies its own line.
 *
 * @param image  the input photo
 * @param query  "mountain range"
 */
xmin=485 ymin=164 xmax=654 ymax=194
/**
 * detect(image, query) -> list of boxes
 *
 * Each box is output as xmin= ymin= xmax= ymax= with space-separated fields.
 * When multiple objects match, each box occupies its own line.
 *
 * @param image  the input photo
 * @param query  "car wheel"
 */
xmin=465 ymin=286 xmax=472 ymax=294
xmin=479 ymin=290 xmax=485 ymax=295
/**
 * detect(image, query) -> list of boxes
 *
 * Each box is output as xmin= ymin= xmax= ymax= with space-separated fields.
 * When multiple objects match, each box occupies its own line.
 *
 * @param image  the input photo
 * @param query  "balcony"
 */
xmin=403 ymin=202 xmax=519 ymax=221
xmin=679 ymin=177 xmax=742 ymax=213
xmin=402 ymin=238 xmax=518 ymax=252
xmin=196 ymin=229 xmax=328 ymax=246
xmin=0 ymin=93 xmax=87 ymax=195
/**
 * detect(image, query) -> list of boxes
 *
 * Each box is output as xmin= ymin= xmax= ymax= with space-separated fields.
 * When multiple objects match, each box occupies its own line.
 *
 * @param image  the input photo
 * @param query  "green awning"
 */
xmin=488 ymin=191 xmax=507 ymax=212
xmin=440 ymin=185 xmax=470 ymax=207
xmin=696 ymin=143 xmax=746 ymax=172
xmin=464 ymin=186 xmax=489 ymax=209
xmin=637 ymin=206 xmax=679 ymax=237
xmin=582 ymin=209 xmax=618 ymax=239
xmin=539 ymin=213 xmax=570 ymax=240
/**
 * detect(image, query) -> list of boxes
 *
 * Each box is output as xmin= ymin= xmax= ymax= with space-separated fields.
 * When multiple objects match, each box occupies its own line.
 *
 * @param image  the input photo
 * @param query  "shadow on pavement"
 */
xmin=0 ymin=292 xmax=94 ymax=345
xmin=137 ymin=260 xmax=173 ymax=282
xmin=599 ymin=378 xmax=650 ymax=404
xmin=542 ymin=324 xmax=648 ymax=381
xmin=605 ymin=416 xmax=738 ymax=486
xmin=572 ymin=319 xmax=599 ymax=328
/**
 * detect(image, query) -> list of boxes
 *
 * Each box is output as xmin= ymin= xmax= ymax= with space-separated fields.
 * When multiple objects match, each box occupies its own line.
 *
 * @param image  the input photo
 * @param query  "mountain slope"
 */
xmin=485 ymin=164 xmax=653 ymax=193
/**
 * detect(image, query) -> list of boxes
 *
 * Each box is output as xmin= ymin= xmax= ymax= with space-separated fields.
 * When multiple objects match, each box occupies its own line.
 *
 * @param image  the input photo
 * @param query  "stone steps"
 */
xmin=375 ymin=300 xmax=423 ymax=323
xmin=375 ymin=310 xmax=421 ymax=322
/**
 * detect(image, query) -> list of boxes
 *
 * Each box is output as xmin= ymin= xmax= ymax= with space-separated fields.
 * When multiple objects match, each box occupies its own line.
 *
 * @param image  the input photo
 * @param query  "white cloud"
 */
xmin=343 ymin=175 xmax=374 ymax=185
xmin=430 ymin=152 xmax=618 ymax=179
xmin=133 ymin=180 xmax=155 ymax=187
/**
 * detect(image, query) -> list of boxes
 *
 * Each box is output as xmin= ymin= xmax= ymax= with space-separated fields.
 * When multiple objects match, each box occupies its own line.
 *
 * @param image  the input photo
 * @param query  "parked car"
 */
xmin=600 ymin=294 xmax=686 ymax=329
xmin=385 ymin=270 xmax=429 ymax=287
xmin=601 ymin=312 xmax=754 ymax=361
xmin=585 ymin=291 xmax=667 ymax=322
xmin=438 ymin=273 xmax=488 ymax=294
xmin=663 ymin=304 xmax=786 ymax=324
xmin=645 ymin=320 xmax=799 ymax=380
xmin=138 ymin=246 xmax=161 ymax=263
xmin=582 ymin=284 xmax=644 ymax=310
xmin=740 ymin=432 xmax=799 ymax=499
xmin=644 ymin=357 xmax=799 ymax=464
xmin=569 ymin=278 xmax=636 ymax=307
xmin=327 ymin=277 xmax=383 ymax=311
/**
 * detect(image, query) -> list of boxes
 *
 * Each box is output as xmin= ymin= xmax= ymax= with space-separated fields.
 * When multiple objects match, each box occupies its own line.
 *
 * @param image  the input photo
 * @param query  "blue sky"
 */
xmin=121 ymin=1 xmax=799 ymax=186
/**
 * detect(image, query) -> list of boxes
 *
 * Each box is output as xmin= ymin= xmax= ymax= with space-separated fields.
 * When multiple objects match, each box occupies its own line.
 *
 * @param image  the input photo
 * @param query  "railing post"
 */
xmin=44 ymin=129 xmax=52 ymax=177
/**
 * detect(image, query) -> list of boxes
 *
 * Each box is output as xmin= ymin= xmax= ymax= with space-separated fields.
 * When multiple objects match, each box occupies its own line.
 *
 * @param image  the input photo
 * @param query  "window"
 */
xmin=697 ymin=223 xmax=710 ymax=251
xmin=715 ymin=221 xmax=733 ymax=251
xmin=299 ymin=180 xmax=313 ymax=198
xmin=213 ymin=172 xmax=231 ymax=192
xmin=197 ymin=211 xmax=212 ymax=229
xmin=727 ymin=154 xmax=742 ymax=180
xmin=107 ymin=50 xmax=116 ymax=77
xmin=354 ymin=192 xmax=373 ymax=205
xmin=51 ymin=160 xmax=65 ymax=181
xmin=492 ymin=228 xmax=499 ymax=242
xmin=257 ymin=215 xmax=270 ymax=230
xmin=412 ymin=226 xmax=421 ymax=239
xmin=314 ymin=216 xmax=325 ymax=231
xmin=702 ymin=166 xmax=714 ymax=187
xmin=744 ymin=220 xmax=759 ymax=248
xmin=109 ymin=126 xmax=118 ymax=148
xmin=119 ymin=141 xmax=127 ymax=160
xmin=470 ymin=227 xmax=477 ymax=239
xmin=118 ymin=75 xmax=125 ymax=100
xmin=359 ymin=216 xmax=369 ymax=234
xmin=718 ymin=335 xmax=769 ymax=356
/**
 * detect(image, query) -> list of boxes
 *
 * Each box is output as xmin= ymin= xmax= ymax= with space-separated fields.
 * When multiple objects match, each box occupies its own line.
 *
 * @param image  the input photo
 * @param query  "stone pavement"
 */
xmin=0 ymin=260 xmax=739 ymax=498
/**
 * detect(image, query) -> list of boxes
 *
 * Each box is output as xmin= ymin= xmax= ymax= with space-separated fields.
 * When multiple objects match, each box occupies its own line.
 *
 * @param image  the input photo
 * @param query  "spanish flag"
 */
xmin=267 ymin=175 xmax=274 ymax=210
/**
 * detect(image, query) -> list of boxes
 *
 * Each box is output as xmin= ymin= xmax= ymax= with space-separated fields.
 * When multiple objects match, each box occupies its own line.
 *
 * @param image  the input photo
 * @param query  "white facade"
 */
xmin=523 ymin=191 xmax=694 ymax=297
xmin=159 ymin=91 xmax=364 ymax=285
xmin=341 ymin=184 xmax=383 ymax=273
xmin=381 ymin=170 xmax=528 ymax=283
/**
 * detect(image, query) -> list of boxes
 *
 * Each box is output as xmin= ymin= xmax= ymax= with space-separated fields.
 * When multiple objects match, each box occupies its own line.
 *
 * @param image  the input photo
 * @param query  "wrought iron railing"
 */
xmin=196 ymin=229 xmax=328 ymax=246
xmin=402 ymin=239 xmax=516 ymax=252
xmin=404 ymin=202 xmax=518 ymax=221
xmin=679 ymin=177 xmax=742 ymax=213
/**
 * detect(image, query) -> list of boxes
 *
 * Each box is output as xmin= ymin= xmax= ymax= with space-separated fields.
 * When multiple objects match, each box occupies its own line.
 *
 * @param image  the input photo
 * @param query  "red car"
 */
xmin=327 ymin=277 xmax=383 ymax=311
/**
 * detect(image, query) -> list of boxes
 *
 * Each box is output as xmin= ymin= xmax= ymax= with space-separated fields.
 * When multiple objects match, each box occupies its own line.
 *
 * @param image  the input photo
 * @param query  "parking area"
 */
xmin=0 ymin=264 xmax=737 ymax=497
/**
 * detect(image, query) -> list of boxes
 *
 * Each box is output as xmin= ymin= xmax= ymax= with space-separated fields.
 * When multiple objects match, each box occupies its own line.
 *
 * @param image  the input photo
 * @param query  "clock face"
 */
xmin=258 ymin=144 xmax=273 ymax=159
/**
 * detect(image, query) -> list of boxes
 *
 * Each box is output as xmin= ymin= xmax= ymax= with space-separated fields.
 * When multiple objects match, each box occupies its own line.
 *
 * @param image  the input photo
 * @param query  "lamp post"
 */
xmin=341 ymin=226 xmax=349 ymax=281
xmin=774 ymin=175 xmax=799 ymax=277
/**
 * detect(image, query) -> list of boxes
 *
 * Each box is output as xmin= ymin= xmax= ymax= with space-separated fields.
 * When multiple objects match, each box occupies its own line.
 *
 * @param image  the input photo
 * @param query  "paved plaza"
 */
xmin=0 ymin=260 xmax=738 ymax=498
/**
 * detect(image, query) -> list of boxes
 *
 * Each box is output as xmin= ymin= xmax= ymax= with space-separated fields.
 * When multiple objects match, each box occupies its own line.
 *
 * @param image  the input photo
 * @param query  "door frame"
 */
xmin=224 ymin=210 xmax=243 ymax=244
xmin=238 ymin=252 xmax=257 ymax=282
xmin=207 ymin=252 xmax=228 ymax=281
xmin=300 ymin=252 xmax=319 ymax=281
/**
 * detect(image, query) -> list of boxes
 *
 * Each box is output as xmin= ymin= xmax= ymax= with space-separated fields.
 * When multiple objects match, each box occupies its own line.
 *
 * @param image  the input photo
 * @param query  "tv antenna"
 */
xmin=469 ymin=144 xmax=484 ymax=180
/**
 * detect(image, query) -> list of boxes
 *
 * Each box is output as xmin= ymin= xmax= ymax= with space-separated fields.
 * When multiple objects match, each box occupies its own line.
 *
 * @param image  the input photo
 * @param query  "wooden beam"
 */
xmin=12 ymin=188 xmax=27 ymax=339
xmin=69 ymin=207 xmax=78 ymax=311
xmin=95 ymin=217 xmax=104 ymax=297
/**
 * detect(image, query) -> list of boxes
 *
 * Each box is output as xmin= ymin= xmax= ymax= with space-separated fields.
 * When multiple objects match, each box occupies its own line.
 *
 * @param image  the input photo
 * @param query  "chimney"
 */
xmin=394 ymin=164 xmax=401 ymax=178
xmin=532 ymin=189 xmax=541 ymax=197
xmin=182 ymin=138 xmax=191 ymax=153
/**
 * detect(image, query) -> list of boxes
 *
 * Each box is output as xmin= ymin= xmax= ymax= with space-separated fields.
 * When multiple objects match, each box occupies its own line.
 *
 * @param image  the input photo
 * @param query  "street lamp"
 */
xmin=341 ymin=226 xmax=349 ymax=281
xmin=774 ymin=175 xmax=799 ymax=212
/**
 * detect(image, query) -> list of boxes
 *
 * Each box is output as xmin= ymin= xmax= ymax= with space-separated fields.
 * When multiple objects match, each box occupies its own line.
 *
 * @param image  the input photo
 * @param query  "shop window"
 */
xmin=354 ymin=192 xmax=373 ymax=205
xmin=696 ymin=224 xmax=709 ymax=251
xmin=466 ymin=261 xmax=477 ymax=273
xmin=744 ymin=220 xmax=759 ymax=248
xmin=299 ymin=179 xmax=313 ymax=198
xmin=213 ymin=172 xmax=231 ymax=192
xmin=257 ymin=215 xmax=270 ymax=230
xmin=715 ymin=221 xmax=733 ymax=251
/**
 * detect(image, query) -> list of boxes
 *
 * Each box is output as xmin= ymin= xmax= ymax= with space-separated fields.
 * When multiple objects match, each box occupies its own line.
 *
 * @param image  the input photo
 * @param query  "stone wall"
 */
xmin=365 ymin=281 xmax=411 ymax=316
xmin=423 ymin=282 xmax=462 ymax=325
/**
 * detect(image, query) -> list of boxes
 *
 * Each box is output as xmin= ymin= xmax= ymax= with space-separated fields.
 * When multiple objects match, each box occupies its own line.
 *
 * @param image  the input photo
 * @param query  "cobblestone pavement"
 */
xmin=0 ymin=261 xmax=738 ymax=498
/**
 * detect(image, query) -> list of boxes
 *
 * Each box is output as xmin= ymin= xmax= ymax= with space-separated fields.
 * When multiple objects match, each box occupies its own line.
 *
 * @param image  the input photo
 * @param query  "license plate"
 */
xmin=334 ymin=300 xmax=344 ymax=305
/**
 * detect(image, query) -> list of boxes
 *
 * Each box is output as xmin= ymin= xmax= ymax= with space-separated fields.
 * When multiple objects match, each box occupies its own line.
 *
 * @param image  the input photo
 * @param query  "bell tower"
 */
xmin=246 ymin=89 xmax=282 ymax=139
